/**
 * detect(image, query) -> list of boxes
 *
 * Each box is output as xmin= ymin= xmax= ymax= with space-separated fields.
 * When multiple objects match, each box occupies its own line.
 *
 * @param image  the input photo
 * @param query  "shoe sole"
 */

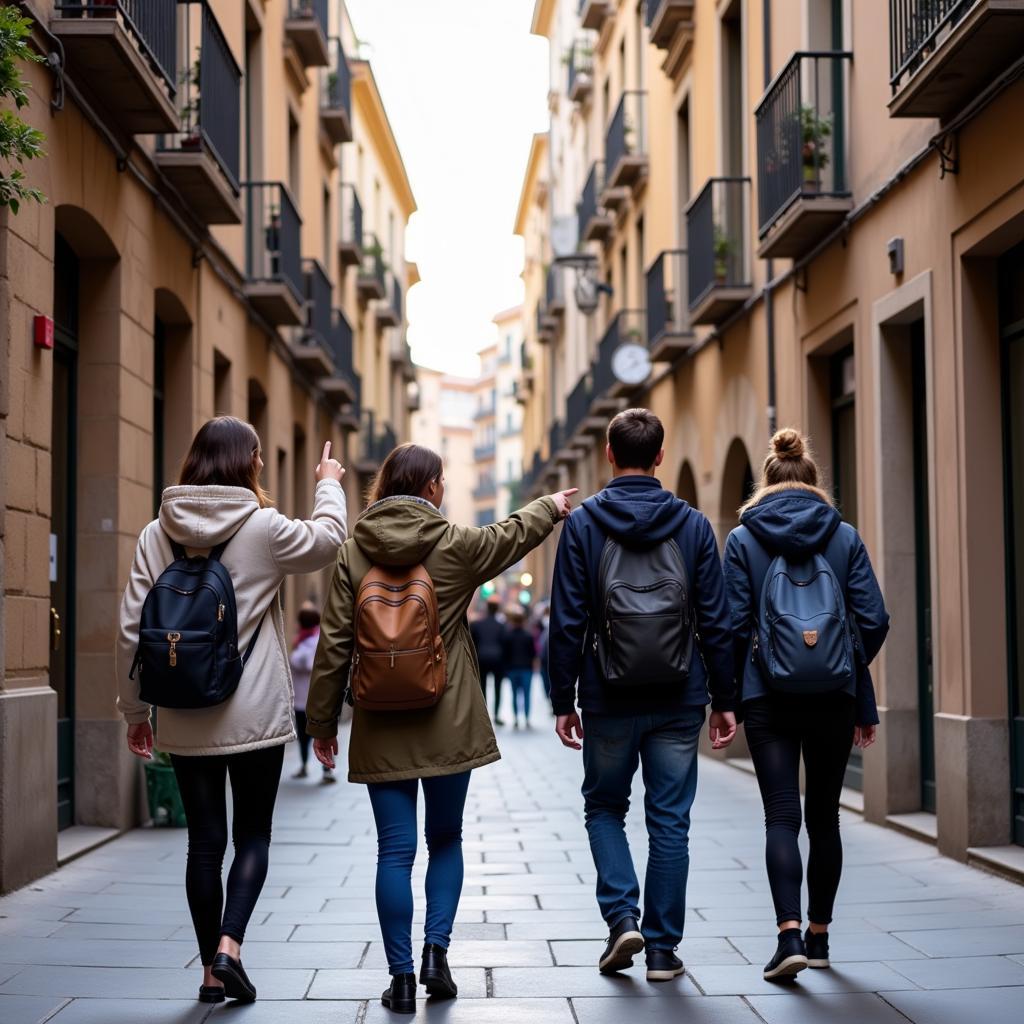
xmin=381 ymin=995 xmax=416 ymax=1014
xmin=807 ymin=958 xmax=831 ymax=969
xmin=420 ymin=970 xmax=458 ymax=999
xmin=646 ymin=966 xmax=685 ymax=982
xmin=211 ymin=962 xmax=256 ymax=1002
xmin=763 ymin=954 xmax=809 ymax=981
xmin=599 ymin=931 xmax=645 ymax=974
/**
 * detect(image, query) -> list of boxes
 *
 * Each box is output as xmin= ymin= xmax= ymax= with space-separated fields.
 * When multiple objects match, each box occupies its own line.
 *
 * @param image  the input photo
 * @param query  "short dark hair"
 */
xmin=607 ymin=408 xmax=664 ymax=470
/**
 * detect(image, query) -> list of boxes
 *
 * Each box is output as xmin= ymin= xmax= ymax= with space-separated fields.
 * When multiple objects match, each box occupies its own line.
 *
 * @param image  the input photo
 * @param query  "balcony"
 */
xmin=686 ymin=177 xmax=753 ymax=326
xmin=646 ymin=250 xmax=693 ymax=361
xmin=755 ymin=52 xmax=853 ymax=259
xmin=646 ymin=0 xmax=695 ymax=49
xmin=474 ymin=441 xmax=497 ymax=462
xmin=285 ymin=0 xmax=329 ymax=68
xmin=155 ymin=1 xmax=241 ymax=225
xmin=579 ymin=0 xmax=612 ymax=32
xmin=604 ymin=91 xmax=648 ymax=194
xmin=355 ymin=410 xmax=397 ymax=474
xmin=578 ymin=161 xmax=614 ymax=243
xmin=566 ymin=371 xmax=605 ymax=445
xmin=291 ymin=259 xmax=334 ymax=375
xmin=889 ymin=0 xmax=1024 ymax=119
xmin=473 ymin=478 xmax=498 ymax=501
xmin=474 ymin=398 xmax=497 ymax=421
xmin=243 ymin=182 xmax=304 ymax=326
xmin=357 ymin=234 xmax=387 ymax=303
xmin=546 ymin=265 xmax=566 ymax=318
xmin=321 ymin=309 xmax=358 ymax=407
xmin=536 ymin=301 xmax=556 ymax=344
xmin=567 ymin=37 xmax=594 ymax=104
xmin=390 ymin=332 xmax=416 ymax=382
xmin=320 ymin=36 xmax=353 ymax=145
xmin=51 ymin=1 xmax=178 ymax=133
xmin=338 ymin=184 xmax=363 ymax=268
xmin=592 ymin=310 xmax=648 ymax=403
xmin=377 ymin=274 xmax=403 ymax=328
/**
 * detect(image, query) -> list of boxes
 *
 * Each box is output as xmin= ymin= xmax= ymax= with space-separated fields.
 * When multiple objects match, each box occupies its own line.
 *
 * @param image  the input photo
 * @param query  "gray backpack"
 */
xmin=593 ymin=538 xmax=694 ymax=688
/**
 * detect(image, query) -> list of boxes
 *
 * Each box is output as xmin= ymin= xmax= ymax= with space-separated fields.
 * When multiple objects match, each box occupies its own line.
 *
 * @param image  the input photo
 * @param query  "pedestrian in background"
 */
xmin=305 ymin=442 xmax=576 ymax=1015
xmin=470 ymin=597 xmax=508 ymax=724
xmin=117 ymin=417 xmax=347 ymax=1005
xmin=536 ymin=603 xmax=553 ymax=708
xmin=290 ymin=601 xmax=335 ymax=784
xmin=503 ymin=607 xmax=536 ymax=729
xmin=724 ymin=428 xmax=889 ymax=981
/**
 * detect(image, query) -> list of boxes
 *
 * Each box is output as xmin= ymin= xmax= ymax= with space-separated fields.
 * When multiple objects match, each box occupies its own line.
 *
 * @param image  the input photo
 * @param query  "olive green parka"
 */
xmin=305 ymin=494 xmax=559 ymax=783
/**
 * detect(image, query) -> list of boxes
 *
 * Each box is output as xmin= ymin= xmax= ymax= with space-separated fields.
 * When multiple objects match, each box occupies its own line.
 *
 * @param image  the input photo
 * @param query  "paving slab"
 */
xmin=362 ymin=997 xmax=576 ymax=1023
xmin=746 ymin=992 xmax=911 ymax=1023
xmin=886 ymin=955 xmax=1024 ymax=989
xmin=0 ymin=994 xmax=70 ymax=1024
xmin=686 ymin=960 xmax=916 ymax=995
xmin=880 ymin=986 xmax=1024 ymax=1024
xmin=47 ymin=998 xmax=211 ymax=1023
xmin=893 ymin=925 xmax=1024 ymax=957
xmin=207 ymin=1002 xmax=362 ymax=1023
xmin=571 ymin=995 xmax=760 ymax=1023
xmin=491 ymin=965 xmax=701 ymax=997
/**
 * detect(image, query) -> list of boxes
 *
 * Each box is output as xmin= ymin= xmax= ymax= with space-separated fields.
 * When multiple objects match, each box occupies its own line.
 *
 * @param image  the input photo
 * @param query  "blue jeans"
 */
xmin=581 ymin=707 xmax=704 ymax=950
xmin=366 ymin=771 xmax=472 ymax=975
xmin=508 ymin=668 xmax=533 ymax=720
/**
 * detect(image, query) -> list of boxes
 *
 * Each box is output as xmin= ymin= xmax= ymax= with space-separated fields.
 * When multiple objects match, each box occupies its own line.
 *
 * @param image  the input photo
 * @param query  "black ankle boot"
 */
xmin=420 ymin=943 xmax=458 ymax=999
xmin=381 ymin=973 xmax=417 ymax=1014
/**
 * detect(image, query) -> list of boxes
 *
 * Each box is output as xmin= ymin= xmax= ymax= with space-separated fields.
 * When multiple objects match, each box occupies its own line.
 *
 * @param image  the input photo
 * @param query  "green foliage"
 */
xmin=0 ymin=4 xmax=45 ymax=213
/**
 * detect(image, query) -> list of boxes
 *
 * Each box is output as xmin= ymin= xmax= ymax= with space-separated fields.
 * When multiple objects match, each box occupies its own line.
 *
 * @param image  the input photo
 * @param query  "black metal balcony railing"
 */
xmin=326 ymin=308 xmax=356 ymax=380
xmin=302 ymin=259 xmax=332 ymax=345
xmin=289 ymin=0 xmax=328 ymax=35
xmin=474 ymin=441 xmax=497 ymax=462
xmin=593 ymin=310 xmax=648 ymax=396
xmin=686 ymin=177 xmax=751 ymax=312
xmin=889 ymin=0 xmax=973 ymax=93
xmin=578 ymin=160 xmax=606 ymax=241
xmin=339 ymin=183 xmax=363 ymax=250
xmin=360 ymin=233 xmax=387 ymax=291
xmin=565 ymin=371 xmax=592 ymax=438
xmin=646 ymin=250 xmax=690 ymax=346
xmin=755 ymin=51 xmax=852 ymax=237
xmin=56 ymin=1 xmax=178 ymax=93
xmin=359 ymin=409 xmax=397 ymax=466
xmin=244 ymin=182 xmax=303 ymax=302
xmin=322 ymin=34 xmax=352 ymax=116
xmin=546 ymin=265 xmax=565 ymax=313
xmin=567 ymin=38 xmax=594 ymax=99
xmin=606 ymin=90 xmax=647 ymax=181
xmin=390 ymin=275 xmax=404 ymax=323
xmin=474 ymin=398 xmax=497 ymax=420
xmin=549 ymin=420 xmax=566 ymax=459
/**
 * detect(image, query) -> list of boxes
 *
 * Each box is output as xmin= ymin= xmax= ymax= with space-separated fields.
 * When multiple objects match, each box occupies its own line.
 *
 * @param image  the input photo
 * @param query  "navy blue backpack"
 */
xmin=753 ymin=550 xmax=854 ymax=694
xmin=129 ymin=534 xmax=263 ymax=709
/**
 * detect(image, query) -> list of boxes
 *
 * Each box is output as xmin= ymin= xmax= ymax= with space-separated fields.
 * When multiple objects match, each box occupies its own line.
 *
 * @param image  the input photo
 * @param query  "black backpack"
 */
xmin=593 ymin=537 xmax=694 ymax=688
xmin=129 ymin=534 xmax=263 ymax=709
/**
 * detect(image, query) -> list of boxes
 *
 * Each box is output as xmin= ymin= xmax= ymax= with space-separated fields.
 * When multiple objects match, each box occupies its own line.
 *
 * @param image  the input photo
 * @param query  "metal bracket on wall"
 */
xmin=933 ymin=132 xmax=959 ymax=178
xmin=46 ymin=49 xmax=65 ymax=113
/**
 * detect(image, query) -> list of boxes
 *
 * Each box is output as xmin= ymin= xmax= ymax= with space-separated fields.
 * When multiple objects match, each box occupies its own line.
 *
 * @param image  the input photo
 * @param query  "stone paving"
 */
xmin=3 ymin=693 xmax=1024 ymax=1023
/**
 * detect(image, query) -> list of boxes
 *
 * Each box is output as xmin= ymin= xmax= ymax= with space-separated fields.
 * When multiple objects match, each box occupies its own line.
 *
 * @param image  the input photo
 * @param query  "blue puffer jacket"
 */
xmin=548 ymin=475 xmax=736 ymax=717
xmin=722 ymin=484 xmax=889 ymax=725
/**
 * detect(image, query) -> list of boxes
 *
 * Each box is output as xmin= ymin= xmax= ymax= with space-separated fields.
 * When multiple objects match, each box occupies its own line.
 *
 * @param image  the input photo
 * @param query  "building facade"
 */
xmin=492 ymin=307 xmax=525 ymax=521
xmin=472 ymin=344 xmax=498 ymax=526
xmin=0 ymin=0 xmax=418 ymax=892
xmin=518 ymin=0 xmax=1024 ymax=867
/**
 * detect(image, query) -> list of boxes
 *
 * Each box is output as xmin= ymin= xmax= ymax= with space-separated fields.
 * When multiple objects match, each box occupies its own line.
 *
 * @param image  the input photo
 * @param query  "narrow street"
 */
xmin=2 ymin=698 xmax=1024 ymax=1024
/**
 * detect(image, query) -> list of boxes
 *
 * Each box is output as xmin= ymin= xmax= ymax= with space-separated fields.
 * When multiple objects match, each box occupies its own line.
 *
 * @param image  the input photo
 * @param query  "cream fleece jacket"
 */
xmin=116 ymin=480 xmax=347 ymax=755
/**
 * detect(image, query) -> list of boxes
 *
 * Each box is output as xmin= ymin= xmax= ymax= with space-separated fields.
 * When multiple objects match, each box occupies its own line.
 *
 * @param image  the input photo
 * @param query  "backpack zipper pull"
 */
xmin=167 ymin=631 xmax=181 ymax=667
xmin=217 ymin=604 xmax=225 ymax=622
xmin=389 ymin=643 xmax=396 ymax=669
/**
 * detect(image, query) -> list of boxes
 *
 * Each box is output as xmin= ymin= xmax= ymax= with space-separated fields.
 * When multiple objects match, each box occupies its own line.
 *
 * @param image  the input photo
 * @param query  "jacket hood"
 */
xmin=159 ymin=485 xmax=261 ymax=548
xmin=353 ymin=496 xmax=449 ymax=566
xmin=582 ymin=476 xmax=690 ymax=547
xmin=740 ymin=484 xmax=841 ymax=557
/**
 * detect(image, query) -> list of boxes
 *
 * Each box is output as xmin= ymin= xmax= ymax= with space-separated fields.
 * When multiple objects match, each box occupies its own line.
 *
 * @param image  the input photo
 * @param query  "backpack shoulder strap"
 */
xmin=169 ymin=540 xmax=187 ymax=561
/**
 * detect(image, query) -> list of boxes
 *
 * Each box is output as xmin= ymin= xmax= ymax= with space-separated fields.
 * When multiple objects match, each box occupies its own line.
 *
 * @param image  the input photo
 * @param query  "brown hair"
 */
xmin=607 ymin=408 xmax=664 ymax=470
xmin=178 ymin=416 xmax=271 ymax=507
xmin=740 ymin=428 xmax=831 ymax=514
xmin=368 ymin=443 xmax=443 ymax=505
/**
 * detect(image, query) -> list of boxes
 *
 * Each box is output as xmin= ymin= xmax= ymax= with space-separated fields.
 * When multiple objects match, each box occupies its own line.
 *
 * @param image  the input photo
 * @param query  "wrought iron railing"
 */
xmin=326 ymin=308 xmax=356 ymax=381
xmin=359 ymin=409 xmax=397 ymax=465
xmin=244 ymin=182 xmax=303 ymax=303
xmin=567 ymin=37 xmax=594 ymax=98
xmin=686 ymin=177 xmax=751 ymax=312
xmin=565 ymin=371 xmax=592 ymax=438
xmin=546 ymin=264 xmax=565 ymax=311
xmin=593 ymin=310 xmax=647 ymax=396
xmin=889 ymin=0 xmax=975 ymax=93
xmin=646 ymin=250 xmax=690 ymax=347
xmin=606 ymin=90 xmax=647 ymax=178
xmin=322 ymin=35 xmax=351 ymax=115
xmin=302 ymin=259 xmax=332 ymax=347
xmin=578 ymin=161 xmax=606 ymax=241
xmin=549 ymin=420 xmax=566 ymax=458
xmin=755 ymin=51 xmax=852 ymax=237
xmin=339 ymin=183 xmax=363 ymax=251
xmin=289 ymin=0 xmax=328 ymax=36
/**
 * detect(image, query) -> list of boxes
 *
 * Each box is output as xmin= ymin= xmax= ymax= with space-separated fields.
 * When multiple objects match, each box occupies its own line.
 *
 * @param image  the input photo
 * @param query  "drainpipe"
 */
xmin=763 ymin=0 xmax=777 ymax=435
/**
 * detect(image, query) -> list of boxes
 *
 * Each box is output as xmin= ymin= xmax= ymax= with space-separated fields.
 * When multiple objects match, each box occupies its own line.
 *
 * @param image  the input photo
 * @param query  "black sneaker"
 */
xmin=763 ymin=928 xmax=808 ymax=981
xmin=645 ymin=949 xmax=685 ymax=982
xmin=598 ymin=916 xmax=644 ymax=974
xmin=804 ymin=927 xmax=830 ymax=968
xmin=420 ymin=943 xmax=457 ymax=999
xmin=381 ymin=973 xmax=417 ymax=1014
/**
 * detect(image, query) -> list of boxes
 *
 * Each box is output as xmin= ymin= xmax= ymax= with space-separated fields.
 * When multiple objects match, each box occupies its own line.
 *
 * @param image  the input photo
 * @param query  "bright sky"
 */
xmin=346 ymin=0 xmax=549 ymax=378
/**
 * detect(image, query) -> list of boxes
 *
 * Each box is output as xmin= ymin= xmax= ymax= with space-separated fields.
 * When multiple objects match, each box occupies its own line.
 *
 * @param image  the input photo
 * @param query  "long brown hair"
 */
xmin=368 ymin=443 xmax=443 ymax=505
xmin=740 ymin=427 xmax=832 ymax=515
xmin=178 ymin=416 xmax=272 ymax=507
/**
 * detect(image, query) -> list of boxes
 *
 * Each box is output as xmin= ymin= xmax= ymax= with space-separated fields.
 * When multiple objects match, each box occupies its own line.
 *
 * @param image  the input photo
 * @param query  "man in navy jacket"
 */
xmin=549 ymin=408 xmax=737 ymax=982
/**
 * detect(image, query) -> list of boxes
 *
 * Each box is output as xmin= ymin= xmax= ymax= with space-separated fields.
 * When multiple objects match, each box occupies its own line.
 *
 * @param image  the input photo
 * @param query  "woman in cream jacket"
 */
xmin=117 ymin=416 xmax=347 ymax=1005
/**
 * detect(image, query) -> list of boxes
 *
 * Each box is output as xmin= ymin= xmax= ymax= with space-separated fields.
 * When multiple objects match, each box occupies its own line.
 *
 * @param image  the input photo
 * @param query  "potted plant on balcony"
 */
xmin=178 ymin=59 xmax=202 ymax=149
xmin=713 ymin=223 xmax=733 ymax=283
xmin=326 ymin=70 xmax=339 ymax=103
xmin=800 ymin=104 xmax=831 ymax=189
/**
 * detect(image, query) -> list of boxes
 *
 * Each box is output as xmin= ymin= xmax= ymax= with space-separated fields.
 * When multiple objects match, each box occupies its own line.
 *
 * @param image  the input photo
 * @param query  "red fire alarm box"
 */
xmin=34 ymin=315 xmax=54 ymax=350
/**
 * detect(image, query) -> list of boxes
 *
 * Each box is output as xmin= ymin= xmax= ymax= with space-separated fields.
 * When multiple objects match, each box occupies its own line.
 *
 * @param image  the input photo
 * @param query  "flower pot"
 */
xmin=144 ymin=761 xmax=186 ymax=827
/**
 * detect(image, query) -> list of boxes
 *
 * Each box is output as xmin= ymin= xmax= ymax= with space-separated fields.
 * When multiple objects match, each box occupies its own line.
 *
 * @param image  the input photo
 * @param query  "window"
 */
xmin=676 ymin=99 xmax=691 ymax=244
xmin=721 ymin=0 xmax=744 ymax=176
xmin=244 ymin=11 xmax=263 ymax=180
xmin=830 ymin=345 xmax=857 ymax=527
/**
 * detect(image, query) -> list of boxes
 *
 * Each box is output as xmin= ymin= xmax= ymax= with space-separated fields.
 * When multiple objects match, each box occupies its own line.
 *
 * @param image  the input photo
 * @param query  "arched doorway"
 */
xmin=676 ymin=460 xmax=698 ymax=508
xmin=720 ymin=437 xmax=755 ymax=539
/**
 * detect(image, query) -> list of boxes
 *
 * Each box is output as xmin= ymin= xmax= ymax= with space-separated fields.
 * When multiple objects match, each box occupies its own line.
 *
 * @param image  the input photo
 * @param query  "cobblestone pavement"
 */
xmin=3 ymin=693 xmax=1024 ymax=1023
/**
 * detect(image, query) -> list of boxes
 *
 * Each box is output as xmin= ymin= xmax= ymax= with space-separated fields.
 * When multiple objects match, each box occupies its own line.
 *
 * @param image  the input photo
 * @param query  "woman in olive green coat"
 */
xmin=306 ymin=444 xmax=574 ymax=1014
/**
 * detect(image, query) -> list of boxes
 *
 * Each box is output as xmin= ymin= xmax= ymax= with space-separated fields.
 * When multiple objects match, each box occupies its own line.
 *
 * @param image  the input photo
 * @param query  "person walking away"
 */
xmin=470 ymin=598 xmax=508 ymax=724
xmin=291 ymin=602 xmax=335 ymax=783
xmin=117 ymin=417 xmax=347 ymax=1004
xmin=503 ymin=608 xmax=537 ymax=729
xmin=305 ymin=443 xmax=575 ymax=1015
xmin=535 ymin=603 xmax=553 ymax=707
xmin=723 ymin=428 xmax=889 ymax=981
xmin=549 ymin=409 xmax=737 ymax=983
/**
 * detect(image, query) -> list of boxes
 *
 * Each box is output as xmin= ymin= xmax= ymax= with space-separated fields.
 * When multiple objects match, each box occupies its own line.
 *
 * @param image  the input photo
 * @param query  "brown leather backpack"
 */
xmin=351 ymin=563 xmax=447 ymax=711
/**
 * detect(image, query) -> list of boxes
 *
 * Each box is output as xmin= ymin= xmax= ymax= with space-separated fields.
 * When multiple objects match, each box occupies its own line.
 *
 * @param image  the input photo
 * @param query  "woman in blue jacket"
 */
xmin=723 ymin=429 xmax=889 ymax=982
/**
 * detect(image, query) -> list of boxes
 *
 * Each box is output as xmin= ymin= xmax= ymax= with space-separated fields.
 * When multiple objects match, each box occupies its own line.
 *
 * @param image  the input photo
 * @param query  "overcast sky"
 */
xmin=346 ymin=0 xmax=549 ymax=377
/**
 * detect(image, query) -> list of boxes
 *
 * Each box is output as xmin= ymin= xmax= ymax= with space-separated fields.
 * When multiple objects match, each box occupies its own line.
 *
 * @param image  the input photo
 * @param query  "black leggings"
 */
xmin=295 ymin=709 xmax=311 ymax=767
xmin=171 ymin=744 xmax=284 ymax=964
xmin=743 ymin=693 xmax=855 ymax=926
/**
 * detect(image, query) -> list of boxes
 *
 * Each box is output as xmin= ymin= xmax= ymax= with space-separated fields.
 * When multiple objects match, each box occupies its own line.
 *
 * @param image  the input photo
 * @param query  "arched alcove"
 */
xmin=720 ymin=437 xmax=754 ymax=536
xmin=677 ymin=460 xmax=699 ymax=509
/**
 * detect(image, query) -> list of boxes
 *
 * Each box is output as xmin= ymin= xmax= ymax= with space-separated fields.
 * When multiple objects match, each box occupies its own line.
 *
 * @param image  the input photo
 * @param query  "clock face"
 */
xmin=611 ymin=342 xmax=651 ymax=386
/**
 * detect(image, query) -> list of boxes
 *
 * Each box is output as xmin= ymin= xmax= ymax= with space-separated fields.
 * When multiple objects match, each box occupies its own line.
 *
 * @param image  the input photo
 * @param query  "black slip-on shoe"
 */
xmin=420 ymin=943 xmax=458 ymax=999
xmin=804 ymin=927 xmax=831 ymax=968
xmin=211 ymin=952 xmax=257 ymax=1002
xmin=763 ymin=928 xmax=808 ymax=981
xmin=645 ymin=949 xmax=685 ymax=982
xmin=598 ymin=916 xmax=645 ymax=974
xmin=198 ymin=985 xmax=225 ymax=1004
xmin=382 ymin=972 xmax=417 ymax=1014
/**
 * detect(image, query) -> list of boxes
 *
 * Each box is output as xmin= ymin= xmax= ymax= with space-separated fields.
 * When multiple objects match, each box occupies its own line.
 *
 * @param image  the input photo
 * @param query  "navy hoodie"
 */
xmin=548 ymin=475 xmax=736 ymax=716
xmin=722 ymin=486 xmax=889 ymax=725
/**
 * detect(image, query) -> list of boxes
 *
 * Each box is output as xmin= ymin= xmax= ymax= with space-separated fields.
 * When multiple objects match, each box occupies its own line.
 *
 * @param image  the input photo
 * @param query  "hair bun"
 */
xmin=771 ymin=428 xmax=806 ymax=461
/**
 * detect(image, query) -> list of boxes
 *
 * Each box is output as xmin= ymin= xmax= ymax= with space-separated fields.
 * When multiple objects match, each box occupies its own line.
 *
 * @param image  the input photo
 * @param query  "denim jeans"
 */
xmin=508 ymin=668 xmax=533 ymax=720
xmin=581 ymin=707 xmax=705 ymax=950
xmin=366 ymin=771 xmax=472 ymax=975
